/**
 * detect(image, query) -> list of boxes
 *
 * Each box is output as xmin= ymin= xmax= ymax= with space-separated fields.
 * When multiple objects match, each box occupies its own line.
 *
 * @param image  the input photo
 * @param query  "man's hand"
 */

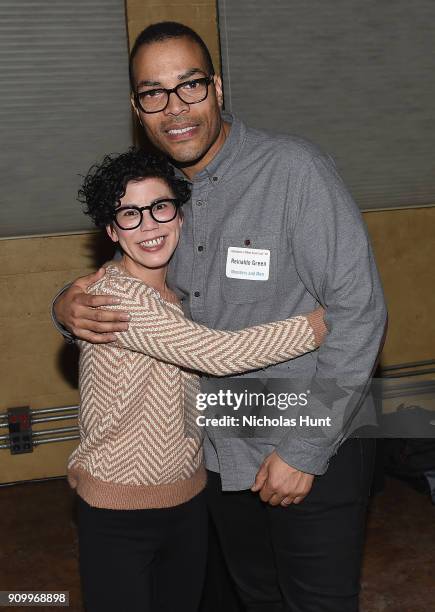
xmin=251 ymin=451 xmax=314 ymax=507
xmin=54 ymin=268 xmax=130 ymax=343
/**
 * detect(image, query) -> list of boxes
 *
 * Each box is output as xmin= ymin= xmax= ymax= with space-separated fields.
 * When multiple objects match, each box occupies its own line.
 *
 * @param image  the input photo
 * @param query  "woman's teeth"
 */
xmin=140 ymin=237 xmax=164 ymax=248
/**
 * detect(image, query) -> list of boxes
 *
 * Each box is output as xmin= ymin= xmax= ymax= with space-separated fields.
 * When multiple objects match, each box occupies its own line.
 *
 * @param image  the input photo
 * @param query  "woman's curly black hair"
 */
xmin=78 ymin=147 xmax=191 ymax=228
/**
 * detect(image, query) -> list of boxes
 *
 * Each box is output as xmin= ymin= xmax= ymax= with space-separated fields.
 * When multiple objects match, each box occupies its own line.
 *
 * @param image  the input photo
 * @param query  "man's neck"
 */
xmin=177 ymin=120 xmax=230 ymax=180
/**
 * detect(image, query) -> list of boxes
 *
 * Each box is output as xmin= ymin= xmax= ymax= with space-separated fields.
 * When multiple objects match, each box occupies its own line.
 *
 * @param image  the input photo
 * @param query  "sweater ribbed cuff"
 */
xmin=305 ymin=308 xmax=327 ymax=347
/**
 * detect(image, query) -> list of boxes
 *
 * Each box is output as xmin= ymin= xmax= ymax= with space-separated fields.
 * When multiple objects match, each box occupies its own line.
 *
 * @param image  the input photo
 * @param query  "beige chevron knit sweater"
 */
xmin=68 ymin=263 xmax=326 ymax=510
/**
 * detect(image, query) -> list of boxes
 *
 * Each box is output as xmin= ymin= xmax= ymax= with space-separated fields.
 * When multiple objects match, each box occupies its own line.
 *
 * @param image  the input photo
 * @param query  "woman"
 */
xmin=68 ymin=148 xmax=326 ymax=612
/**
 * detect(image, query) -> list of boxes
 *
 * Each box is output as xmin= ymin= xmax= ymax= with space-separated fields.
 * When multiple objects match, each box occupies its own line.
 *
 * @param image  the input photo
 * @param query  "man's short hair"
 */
xmin=129 ymin=21 xmax=215 ymax=90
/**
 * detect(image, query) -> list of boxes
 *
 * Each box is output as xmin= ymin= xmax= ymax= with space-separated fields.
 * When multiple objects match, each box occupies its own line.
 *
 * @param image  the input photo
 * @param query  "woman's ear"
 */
xmin=106 ymin=223 xmax=119 ymax=243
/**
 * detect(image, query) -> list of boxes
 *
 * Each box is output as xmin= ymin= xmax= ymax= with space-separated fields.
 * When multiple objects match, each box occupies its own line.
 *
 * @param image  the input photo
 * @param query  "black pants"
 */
xmin=77 ymin=491 xmax=207 ymax=612
xmin=205 ymin=438 xmax=376 ymax=612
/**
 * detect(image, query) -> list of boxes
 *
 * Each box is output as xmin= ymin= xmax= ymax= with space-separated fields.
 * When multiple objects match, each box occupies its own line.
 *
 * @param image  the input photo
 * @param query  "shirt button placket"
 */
xmin=190 ymin=195 xmax=207 ymax=320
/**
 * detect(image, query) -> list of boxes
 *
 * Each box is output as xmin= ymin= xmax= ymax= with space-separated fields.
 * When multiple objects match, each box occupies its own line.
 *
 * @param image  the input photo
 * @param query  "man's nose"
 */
xmin=163 ymin=90 xmax=189 ymax=116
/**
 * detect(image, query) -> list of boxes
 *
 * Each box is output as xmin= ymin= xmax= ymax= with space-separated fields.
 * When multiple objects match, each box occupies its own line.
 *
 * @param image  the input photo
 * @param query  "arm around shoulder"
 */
xmin=51 ymin=268 xmax=129 ymax=344
xmin=106 ymin=272 xmax=329 ymax=376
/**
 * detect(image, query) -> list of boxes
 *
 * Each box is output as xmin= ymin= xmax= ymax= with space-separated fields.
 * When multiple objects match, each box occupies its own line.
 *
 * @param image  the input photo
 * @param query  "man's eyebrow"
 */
xmin=136 ymin=68 xmax=206 ymax=89
xmin=136 ymin=79 xmax=161 ymax=88
xmin=177 ymin=68 xmax=207 ymax=80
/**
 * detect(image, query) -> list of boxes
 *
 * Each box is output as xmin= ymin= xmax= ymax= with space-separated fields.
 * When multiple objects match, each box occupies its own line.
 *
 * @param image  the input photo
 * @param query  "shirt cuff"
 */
xmin=275 ymin=436 xmax=340 ymax=475
xmin=51 ymin=283 xmax=75 ymax=343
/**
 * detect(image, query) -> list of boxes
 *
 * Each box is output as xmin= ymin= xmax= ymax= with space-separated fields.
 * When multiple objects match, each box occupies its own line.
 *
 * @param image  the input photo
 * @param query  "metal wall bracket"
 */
xmin=7 ymin=407 xmax=33 ymax=454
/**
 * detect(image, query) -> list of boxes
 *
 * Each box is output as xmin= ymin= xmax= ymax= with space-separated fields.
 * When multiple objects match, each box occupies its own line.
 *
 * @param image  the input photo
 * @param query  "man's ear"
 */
xmin=213 ymin=75 xmax=224 ymax=108
xmin=106 ymin=223 xmax=119 ymax=243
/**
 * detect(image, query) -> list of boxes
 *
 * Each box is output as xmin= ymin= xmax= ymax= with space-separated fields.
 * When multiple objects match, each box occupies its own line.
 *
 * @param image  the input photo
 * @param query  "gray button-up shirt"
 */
xmin=167 ymin=112 xmax=387 ymax=490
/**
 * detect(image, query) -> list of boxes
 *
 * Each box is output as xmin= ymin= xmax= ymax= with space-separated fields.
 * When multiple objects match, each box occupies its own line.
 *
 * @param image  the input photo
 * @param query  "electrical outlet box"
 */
xmin=8 ymin=407 xmax=33 ymax=454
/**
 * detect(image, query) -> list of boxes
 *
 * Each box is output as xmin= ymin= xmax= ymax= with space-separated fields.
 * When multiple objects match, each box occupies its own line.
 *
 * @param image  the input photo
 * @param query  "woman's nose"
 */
xmin=140 ymin=210 xmax=159 ymax=231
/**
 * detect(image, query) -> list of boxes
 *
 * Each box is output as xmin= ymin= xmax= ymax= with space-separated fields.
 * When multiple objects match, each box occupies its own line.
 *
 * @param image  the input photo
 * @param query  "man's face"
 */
xmin=131 ymin=37 xmax=225 ymax=177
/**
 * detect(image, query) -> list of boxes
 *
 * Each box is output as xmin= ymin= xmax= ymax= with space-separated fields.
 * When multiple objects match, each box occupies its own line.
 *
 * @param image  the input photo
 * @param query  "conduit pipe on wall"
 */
xmin=0 ymin=405 xmax=79 ymax=454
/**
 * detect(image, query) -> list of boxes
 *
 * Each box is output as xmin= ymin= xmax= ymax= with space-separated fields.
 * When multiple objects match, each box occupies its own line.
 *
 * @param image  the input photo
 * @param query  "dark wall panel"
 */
xmin=0 ymin=0 xmax=131 ymax=238
xmin=218 ymin=0 xmax=435 ymax=210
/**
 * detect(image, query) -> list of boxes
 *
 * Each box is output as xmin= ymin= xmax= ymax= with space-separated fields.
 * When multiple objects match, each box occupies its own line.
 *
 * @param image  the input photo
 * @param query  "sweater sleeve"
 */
xmin=91 ymin=273 xmax=327 ymax=376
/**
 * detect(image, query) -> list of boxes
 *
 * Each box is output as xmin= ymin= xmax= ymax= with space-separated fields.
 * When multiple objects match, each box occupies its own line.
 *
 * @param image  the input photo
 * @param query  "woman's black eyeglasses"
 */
xmin=114 ymin=199 xmax=180 ymax=229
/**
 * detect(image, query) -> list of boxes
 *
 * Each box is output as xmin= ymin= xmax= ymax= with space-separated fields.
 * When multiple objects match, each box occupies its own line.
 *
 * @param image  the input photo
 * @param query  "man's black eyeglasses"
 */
xmin=134 ymin=75 xmax=214 ymax=114
xmin=114 ymin=199 xmax=180 ymax=230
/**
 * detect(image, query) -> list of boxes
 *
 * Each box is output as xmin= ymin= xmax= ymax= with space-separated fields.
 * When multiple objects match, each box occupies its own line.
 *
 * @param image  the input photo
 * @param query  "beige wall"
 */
xmin=0 ymin=233 xmax=114 ymax=483
xmin=126 ymin=0 xmax=221 ymax=67
xmin=1 ymin=0 xmax=433 ymax=482
xmin=364 ymin=207 xmax=435 ymax=366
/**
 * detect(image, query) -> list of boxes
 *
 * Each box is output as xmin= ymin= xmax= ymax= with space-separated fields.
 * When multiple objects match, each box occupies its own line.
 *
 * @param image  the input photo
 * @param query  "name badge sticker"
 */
xmin=226 ymin=247 xmax=270 ymax=281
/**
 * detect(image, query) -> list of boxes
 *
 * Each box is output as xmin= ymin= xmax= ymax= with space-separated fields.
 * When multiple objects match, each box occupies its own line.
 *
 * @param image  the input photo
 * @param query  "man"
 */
xmin=54 ymin=22 xmax=387 ymax=611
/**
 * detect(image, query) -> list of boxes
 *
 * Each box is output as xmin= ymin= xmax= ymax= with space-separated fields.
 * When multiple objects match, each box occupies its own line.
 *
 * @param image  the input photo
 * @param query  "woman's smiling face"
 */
xmin=106 ymin=177 xmax=183 ymax=274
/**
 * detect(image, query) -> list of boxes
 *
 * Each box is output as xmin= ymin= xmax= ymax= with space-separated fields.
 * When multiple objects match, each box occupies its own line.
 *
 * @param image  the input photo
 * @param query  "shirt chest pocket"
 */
xmin=219 ymin=234 xmax=278 ymax=304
